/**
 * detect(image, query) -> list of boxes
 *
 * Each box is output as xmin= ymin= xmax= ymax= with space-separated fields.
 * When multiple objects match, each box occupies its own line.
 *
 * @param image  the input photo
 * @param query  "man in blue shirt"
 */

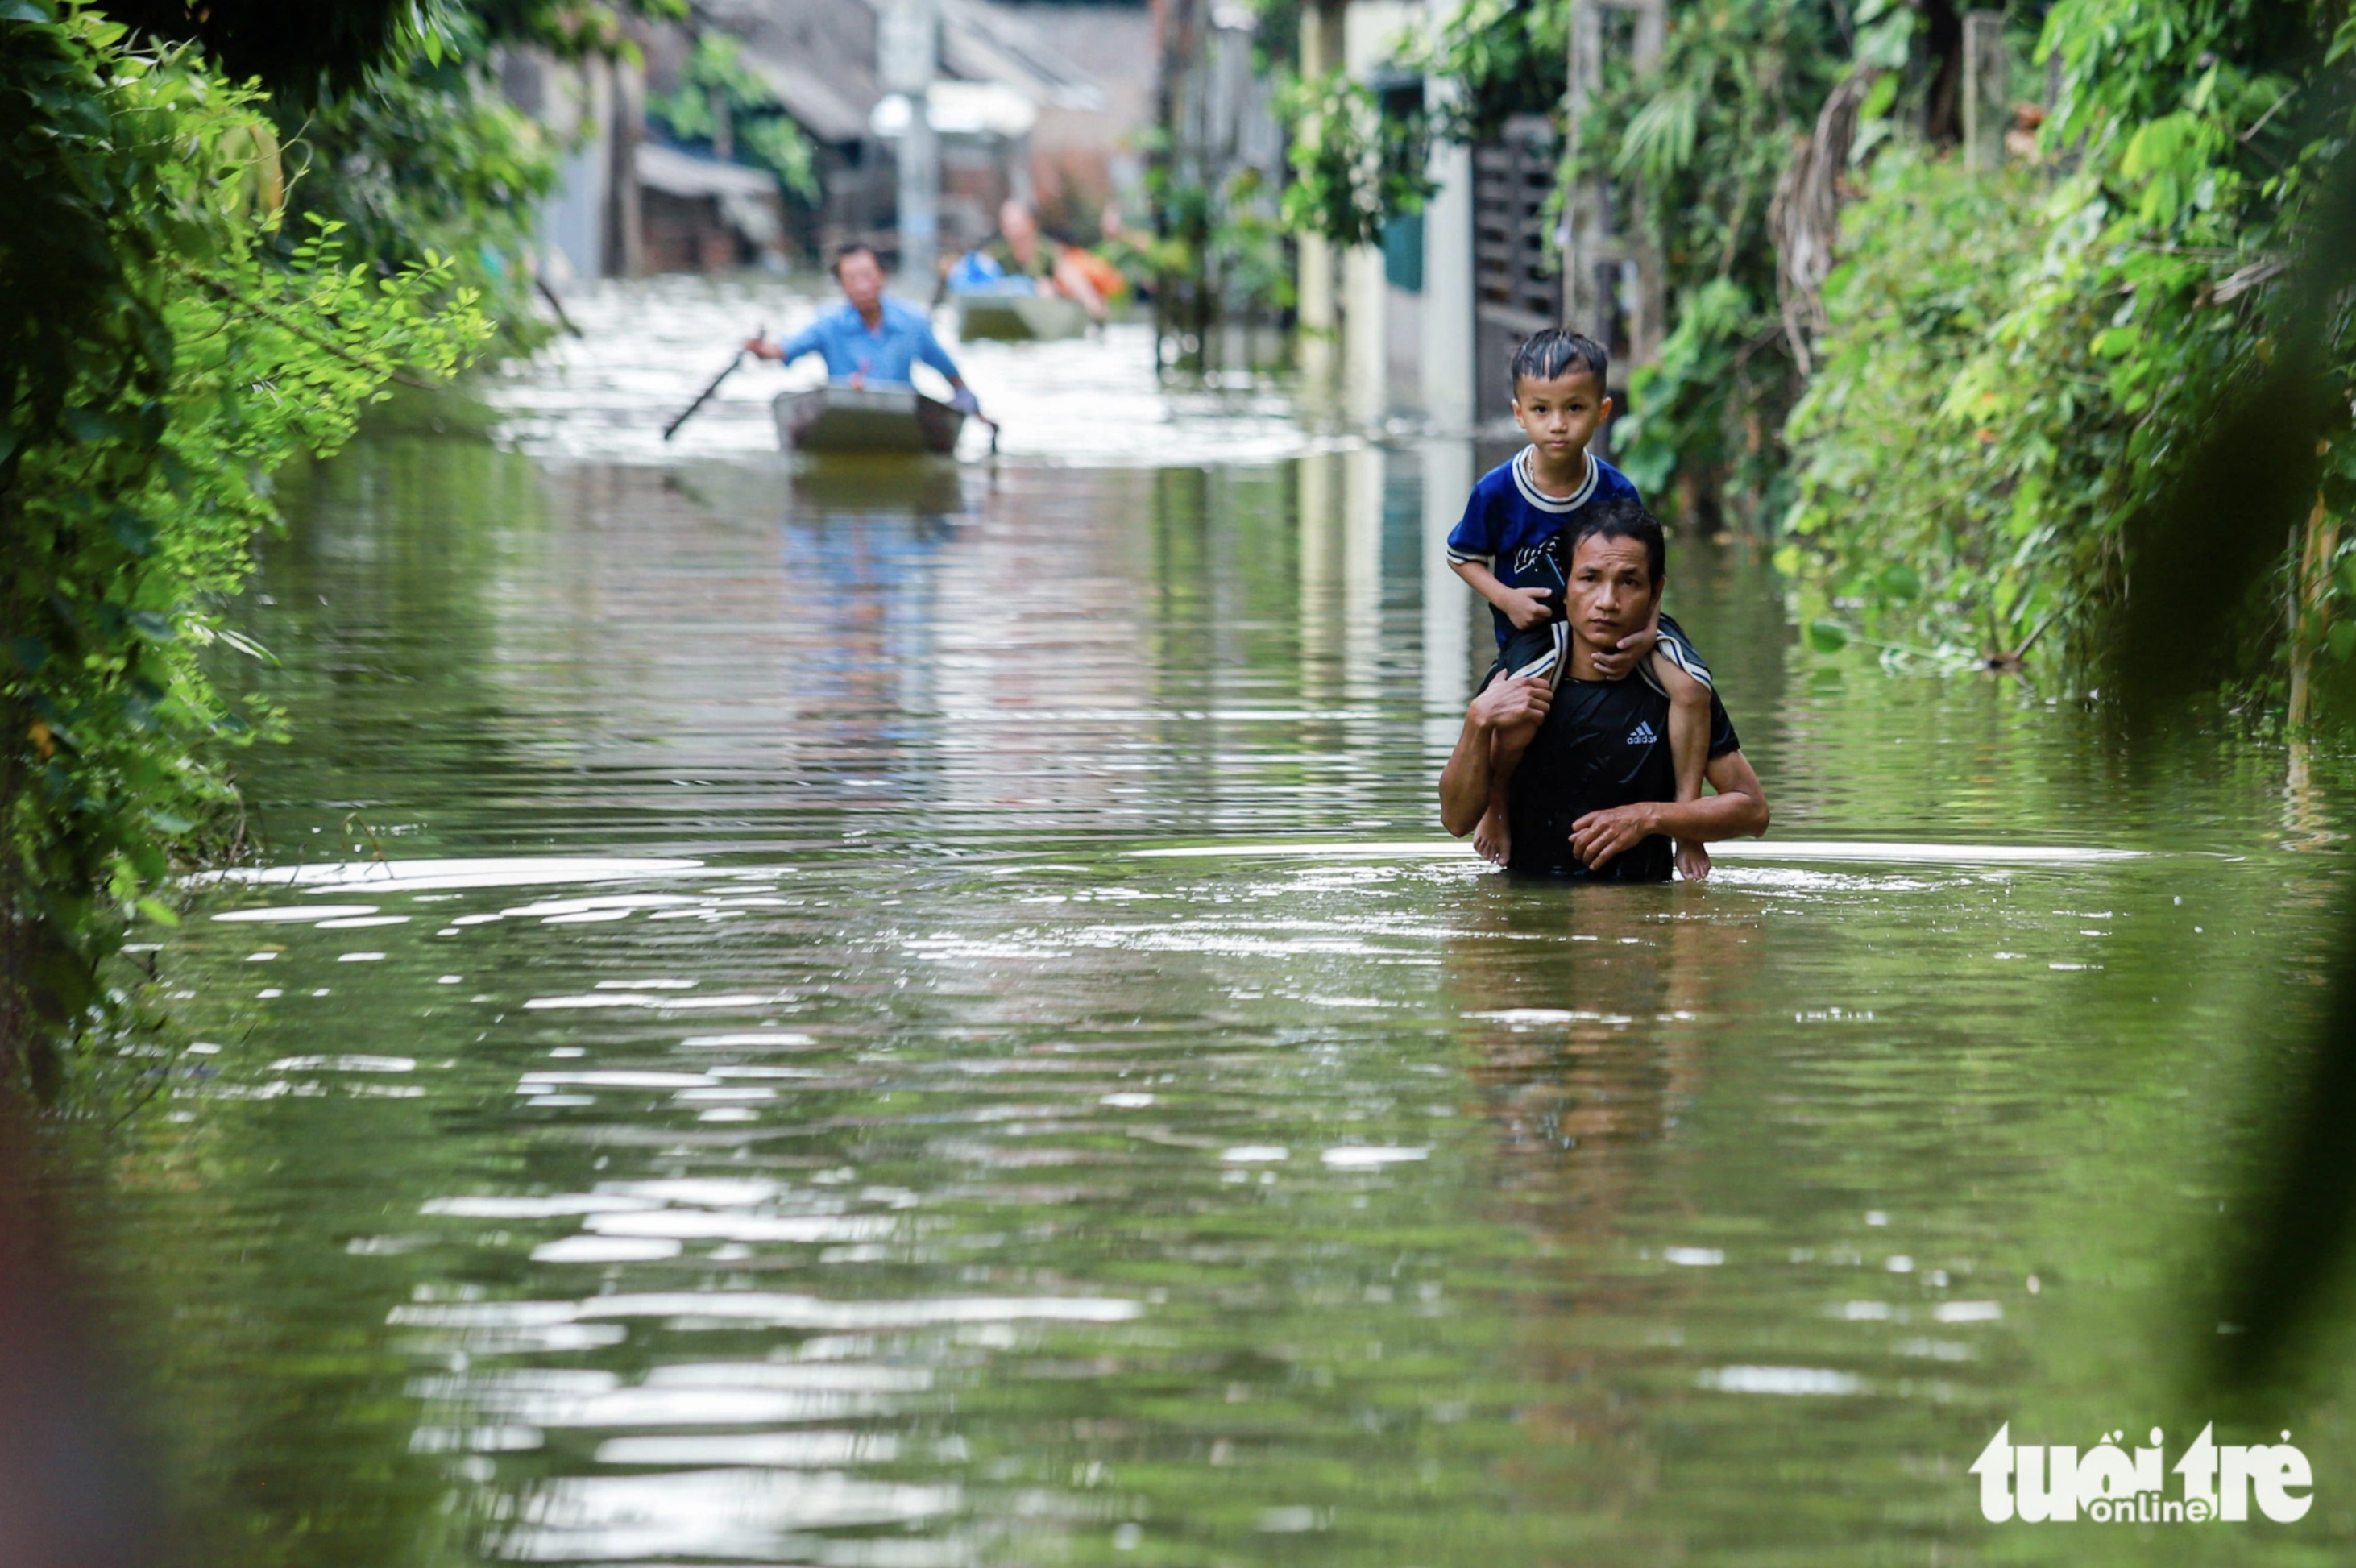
xmin=746 ymin=243 xmax=981 ymax=413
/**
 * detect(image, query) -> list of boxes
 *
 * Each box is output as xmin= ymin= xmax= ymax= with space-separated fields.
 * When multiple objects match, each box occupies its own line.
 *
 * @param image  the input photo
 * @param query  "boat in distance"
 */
xmin=952 ymin=288 xmax=1091 ymax=342
xmin=774 ymin=384 xmax=964 ymax=455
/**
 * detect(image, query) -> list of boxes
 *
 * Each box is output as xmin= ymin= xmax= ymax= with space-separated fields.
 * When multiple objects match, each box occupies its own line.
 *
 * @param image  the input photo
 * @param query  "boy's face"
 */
xmin=1512 ymin=368 xmax=1612 ymax=463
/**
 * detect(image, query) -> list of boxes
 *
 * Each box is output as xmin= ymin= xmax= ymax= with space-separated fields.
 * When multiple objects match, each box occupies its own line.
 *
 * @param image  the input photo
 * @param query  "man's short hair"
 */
xmin=1565 ymin=497 xmax=1665 ymax=587
xmin=831 ymin=242 xmax=881 ymax=277
xmin=1511 ymin=328 xmax=1608 ymax=398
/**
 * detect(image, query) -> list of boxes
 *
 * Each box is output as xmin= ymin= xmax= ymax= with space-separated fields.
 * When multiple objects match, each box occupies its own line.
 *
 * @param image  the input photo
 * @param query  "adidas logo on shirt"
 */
xmin=1626 ymin=720 xmax=1658 ymax=746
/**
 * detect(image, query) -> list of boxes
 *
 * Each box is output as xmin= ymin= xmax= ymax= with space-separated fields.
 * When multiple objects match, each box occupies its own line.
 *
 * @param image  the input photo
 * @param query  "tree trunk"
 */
xmin=1918 ymin=0 xmax=1964 ymax=145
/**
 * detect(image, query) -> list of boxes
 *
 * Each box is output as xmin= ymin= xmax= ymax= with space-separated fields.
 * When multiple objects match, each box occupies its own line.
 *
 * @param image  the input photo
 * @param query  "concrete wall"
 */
xmin=1302 ymin=0 xmax=1475 ymax=425
xmin=1419 ymin=63 xmax=1475 ymax=429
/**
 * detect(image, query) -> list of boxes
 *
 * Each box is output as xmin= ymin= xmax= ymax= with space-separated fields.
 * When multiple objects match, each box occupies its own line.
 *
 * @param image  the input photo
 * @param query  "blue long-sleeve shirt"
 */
xmin=777 ymin=297 xmax=963 ymax=387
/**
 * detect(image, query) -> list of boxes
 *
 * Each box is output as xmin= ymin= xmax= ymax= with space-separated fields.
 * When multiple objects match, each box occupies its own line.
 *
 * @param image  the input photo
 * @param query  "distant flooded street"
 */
xmin=102 ymin=278 xmax=2356 ymax=1566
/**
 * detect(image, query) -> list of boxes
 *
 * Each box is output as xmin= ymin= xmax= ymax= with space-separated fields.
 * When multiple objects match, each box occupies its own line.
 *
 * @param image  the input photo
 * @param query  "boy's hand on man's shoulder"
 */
xmin=1502 ymin=586 xmax=1557 ymax=631
xmin=1590 ymin=624 xmax=1658 ymax=681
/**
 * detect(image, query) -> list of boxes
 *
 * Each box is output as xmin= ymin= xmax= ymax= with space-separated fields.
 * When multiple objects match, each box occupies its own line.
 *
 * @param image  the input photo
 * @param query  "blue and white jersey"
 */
xmin=1446 ymin=446 xmax=1644 ymax=649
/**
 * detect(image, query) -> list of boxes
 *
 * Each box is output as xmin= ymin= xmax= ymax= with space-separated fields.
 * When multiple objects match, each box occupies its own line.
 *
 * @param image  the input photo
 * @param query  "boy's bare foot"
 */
xmin=1676 ymin=839 xmax=1711 ymax=882
xmin=1474 ymin=799 xmax=1512 ymax=866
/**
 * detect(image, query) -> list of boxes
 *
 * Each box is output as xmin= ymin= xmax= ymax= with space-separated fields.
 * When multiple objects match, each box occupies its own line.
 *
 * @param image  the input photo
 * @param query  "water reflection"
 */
xmin=96 ymin=283 xmax=2356 ymax=1567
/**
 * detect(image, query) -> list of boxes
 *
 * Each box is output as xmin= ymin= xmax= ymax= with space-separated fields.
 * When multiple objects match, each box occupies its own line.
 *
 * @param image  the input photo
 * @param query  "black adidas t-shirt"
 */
xmin=1507 ymin=674 xmax=1743 ymax=881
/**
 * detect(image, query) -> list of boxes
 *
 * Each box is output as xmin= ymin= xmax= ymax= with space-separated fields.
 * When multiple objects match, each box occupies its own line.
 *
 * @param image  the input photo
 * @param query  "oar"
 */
xmin=662 ymin=323 xmax=763 ymax=442
xmin=534 ymin=276 xmax=583 ymax=338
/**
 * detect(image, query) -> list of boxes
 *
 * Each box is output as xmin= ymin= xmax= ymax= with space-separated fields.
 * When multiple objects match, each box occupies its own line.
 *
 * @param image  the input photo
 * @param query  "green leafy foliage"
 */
xmin=1410 ymin=0 xmax=1568 ymax=142
xmin=1 ymin=2 xmax=489 ymax=1083
xmin=647 ymin=31 xmax=819 ymax=201
xmin=270 ymin=2 xmax=682 ymax=339
xmin=1276 ymin=71 xmax=1434 ymax=249
xmin=1779 ymin=149 xmax=2066 ymax=660
xmin=1784 ymin=0 xmax=2356 ymax=678
xmin=99 ymin=0 xmax=412 ymax=99
xmin=1144 ymin=142 xmax=1293 ymax=337
xmin=1275 ymin=0 xmax=1561 ymax=249
xmin=276 ymin=48 xmax=561 ymax=336
xmin=1591 ymin=0 xmax=1856 ymax=534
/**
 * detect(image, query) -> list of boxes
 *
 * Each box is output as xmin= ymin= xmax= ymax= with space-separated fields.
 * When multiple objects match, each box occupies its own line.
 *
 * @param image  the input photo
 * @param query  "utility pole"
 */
xmin=880 ymin=0 xmax=940 ymax=290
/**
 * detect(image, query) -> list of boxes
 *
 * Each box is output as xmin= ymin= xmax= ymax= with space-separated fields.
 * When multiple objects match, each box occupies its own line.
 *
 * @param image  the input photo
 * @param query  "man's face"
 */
xmin=1564 ymin=533 xmax=1660 ymax=656
xmin=1511 ymin=369 xmax=1611 ymax=463
xmin=999 ymin=201 xmax=1039 ymax=262
xmin=837 ymin=251 xmax=885 ymax=313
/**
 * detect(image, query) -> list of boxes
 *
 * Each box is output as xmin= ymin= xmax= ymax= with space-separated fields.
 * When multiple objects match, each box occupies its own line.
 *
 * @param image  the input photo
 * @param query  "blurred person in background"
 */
xmin=947 ymin=198 xmax=1109 ymax=323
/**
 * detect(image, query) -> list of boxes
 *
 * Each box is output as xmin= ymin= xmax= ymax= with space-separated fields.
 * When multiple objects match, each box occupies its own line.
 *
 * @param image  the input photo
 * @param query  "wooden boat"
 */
xmin=774 ymin=384 xmax=964 ymax=455
xmin=952 ymin=289 xmax=1091 ymax=342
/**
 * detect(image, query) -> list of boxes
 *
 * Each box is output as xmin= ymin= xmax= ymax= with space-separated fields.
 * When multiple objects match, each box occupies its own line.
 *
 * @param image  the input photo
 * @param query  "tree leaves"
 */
xmin=647 ymin=31 xmax=819 ymax=201
xmin=1616 ymin=84 xmax=1701 ymax=186
xmin=1275 ymin=72 xmax=1435 ymax=250
xmin=2 ymin=8 xmax=490 ymax=1077
xmin=1782 ymin=0 xmax=2355 ymax=678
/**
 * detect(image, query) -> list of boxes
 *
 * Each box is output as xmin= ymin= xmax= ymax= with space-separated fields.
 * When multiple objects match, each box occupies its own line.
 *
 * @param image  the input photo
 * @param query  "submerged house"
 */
xmin=635 ymin=143 xmax=792 ymax=273
xmin=521 ymin=0 xmax=1150 ymax=282
xmin=723 ymin=0 xmax=1146 ymax=263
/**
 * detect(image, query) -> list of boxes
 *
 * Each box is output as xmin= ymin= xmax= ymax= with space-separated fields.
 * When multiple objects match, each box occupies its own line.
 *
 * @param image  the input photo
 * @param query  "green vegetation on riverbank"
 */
xmin=1296 ymin=0 xmax=2355 ymax=695
xmin=0 ymin=1 xmax=674 ymax=1085
xmin=0 ymin=2 xmax=494 ymax=1086
xmin=1788 ymin=0 xmax=2356 ymax=694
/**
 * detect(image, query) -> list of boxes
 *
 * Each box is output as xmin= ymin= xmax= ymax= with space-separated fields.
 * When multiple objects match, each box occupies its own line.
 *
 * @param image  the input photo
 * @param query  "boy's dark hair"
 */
xmin=1564 ymin=497 xmax=1665 ymax=587
xmin=831 ymin=242 xmax=882 ymax=276
xmin=1510 ymin=328 xmax=1609 ymax=398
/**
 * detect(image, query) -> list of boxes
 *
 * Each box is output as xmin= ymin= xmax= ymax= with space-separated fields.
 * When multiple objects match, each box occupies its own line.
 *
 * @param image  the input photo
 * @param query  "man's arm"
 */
xmin=913 ymin=319 xmax=966 ymax=389
xmin=1439 ymin=676 xmax=1553 ymax=838
xmin=916 ymin=321 xmax=979 ymax=413
xmin=750 ymin=321 xmax=824 ymax=365
xmin=1565 ymin=747 xmax=1769 ymax=871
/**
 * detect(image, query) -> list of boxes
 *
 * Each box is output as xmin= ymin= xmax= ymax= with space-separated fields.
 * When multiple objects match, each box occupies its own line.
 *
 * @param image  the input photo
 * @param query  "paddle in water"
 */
xmin=661 ymin=323 xmax=762 ymax=442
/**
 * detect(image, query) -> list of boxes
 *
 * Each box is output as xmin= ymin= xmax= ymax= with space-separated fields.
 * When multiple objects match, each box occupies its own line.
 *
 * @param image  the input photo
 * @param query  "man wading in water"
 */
xmin=1439 ymin=500 xmax=1771 ymax=878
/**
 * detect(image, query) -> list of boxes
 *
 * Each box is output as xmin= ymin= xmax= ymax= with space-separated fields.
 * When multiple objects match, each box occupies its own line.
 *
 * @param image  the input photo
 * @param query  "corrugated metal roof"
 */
xmin=636 ymin=143 xmax=783 ymax=198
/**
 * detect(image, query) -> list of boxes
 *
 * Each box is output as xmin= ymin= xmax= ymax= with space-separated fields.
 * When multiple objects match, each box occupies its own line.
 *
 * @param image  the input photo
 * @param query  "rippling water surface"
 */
xmin=103 ymin=280 xmax=2356 ymax=1566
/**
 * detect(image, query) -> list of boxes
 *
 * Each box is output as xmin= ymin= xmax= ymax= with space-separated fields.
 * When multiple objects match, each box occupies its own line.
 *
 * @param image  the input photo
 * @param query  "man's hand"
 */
xmin=1591 ymin=622 xmax=1658 ymax=681
xmin=1500 ymin=586 xmax=1558 ymax=632
xmin=1470 ymin=673 xmax=1553 ymax=750
xmin=745 ymin=336 xmax=780 ymax=361
xmin=1567 ymin=802 xmax=1657 ymax=872
xmin=950 ymin=386 xmax=981 ymax=416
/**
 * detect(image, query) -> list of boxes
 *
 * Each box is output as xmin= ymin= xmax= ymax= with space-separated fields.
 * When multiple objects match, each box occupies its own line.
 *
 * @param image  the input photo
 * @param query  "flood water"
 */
xmin=98 ymin=278 xmax=2356 ymax=1565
